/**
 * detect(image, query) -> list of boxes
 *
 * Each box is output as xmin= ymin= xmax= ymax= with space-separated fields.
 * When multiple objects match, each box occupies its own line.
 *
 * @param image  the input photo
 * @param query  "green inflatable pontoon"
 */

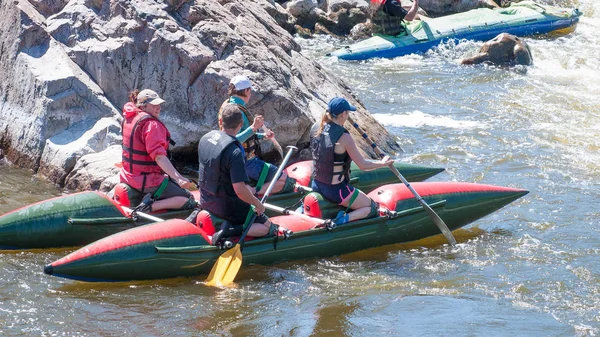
xmin=0 ymin=160 xmax=443 ymax=249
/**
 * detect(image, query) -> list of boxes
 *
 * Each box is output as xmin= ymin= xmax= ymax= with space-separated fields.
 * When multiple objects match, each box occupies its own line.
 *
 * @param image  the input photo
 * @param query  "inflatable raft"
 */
xmin=0 ymin=161 xmax=443 ymax=249
xmin=44 ymin=182 xmax=528 ymax=282
xmin=329 ymin=1 xmax=582 ymax=61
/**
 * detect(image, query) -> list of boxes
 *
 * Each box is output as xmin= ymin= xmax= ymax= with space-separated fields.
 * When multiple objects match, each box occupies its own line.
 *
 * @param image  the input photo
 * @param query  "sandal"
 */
xmin=280 ymin=228 xmax=293 ymax=240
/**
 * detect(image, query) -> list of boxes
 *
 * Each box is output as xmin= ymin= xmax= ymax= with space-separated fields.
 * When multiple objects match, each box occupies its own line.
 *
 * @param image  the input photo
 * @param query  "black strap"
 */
xmin=121 ymin=155 xmax=159 ymax=166
xmin=126 ymin=115 xmax=155 ymax=173
xmin=141 ymin=174 xmax=148 ymax=193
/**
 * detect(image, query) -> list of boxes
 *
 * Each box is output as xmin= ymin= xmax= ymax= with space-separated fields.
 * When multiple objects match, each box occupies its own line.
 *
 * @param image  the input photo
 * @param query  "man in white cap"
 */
xmin=215 ymin=75 xmax=296 ymax=195
xmin=119 ymin=88 xmax=196 ymax=214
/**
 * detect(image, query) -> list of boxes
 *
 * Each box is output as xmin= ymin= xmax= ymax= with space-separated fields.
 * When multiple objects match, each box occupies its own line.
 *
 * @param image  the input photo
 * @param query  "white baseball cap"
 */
xmin=230 ymin=75 xmax=253 ymax=90
xmin=137 ymin=89 xmax=166 ymax=105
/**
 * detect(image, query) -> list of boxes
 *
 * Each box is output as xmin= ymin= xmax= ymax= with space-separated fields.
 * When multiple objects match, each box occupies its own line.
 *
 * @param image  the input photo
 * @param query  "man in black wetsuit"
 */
xmin=197 ymin=103 xmax=292 ymax=243
xmin=371 ymin=0 xmax=420 ymax=36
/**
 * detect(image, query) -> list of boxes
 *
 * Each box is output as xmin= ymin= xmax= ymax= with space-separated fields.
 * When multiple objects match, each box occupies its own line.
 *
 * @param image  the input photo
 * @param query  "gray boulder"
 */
xmin=461 ymin=33 xmax=532 ymax=67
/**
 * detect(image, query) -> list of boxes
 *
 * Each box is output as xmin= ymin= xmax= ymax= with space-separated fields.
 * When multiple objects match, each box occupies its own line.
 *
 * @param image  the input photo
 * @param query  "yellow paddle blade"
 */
xmin=205 ymin=244 xmax=243 ymax=287
xmin=218 ymin=247 xmax=243 ymax=286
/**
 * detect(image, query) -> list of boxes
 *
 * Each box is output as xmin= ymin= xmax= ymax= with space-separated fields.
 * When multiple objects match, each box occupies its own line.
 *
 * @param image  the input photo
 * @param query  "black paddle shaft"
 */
xmin=348 ymin=119 xmax=457 ymax=246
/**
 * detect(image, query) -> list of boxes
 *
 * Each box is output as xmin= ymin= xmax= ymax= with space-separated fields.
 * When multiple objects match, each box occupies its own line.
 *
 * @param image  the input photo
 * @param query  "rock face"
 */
xmin=461 ymin=33 xmax=532 ymax=67
xmin=0 ymin=0 xmax=399 ymax=191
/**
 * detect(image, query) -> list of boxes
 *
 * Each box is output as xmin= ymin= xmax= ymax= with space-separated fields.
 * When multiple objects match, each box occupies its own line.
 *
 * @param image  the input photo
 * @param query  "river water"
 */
xmin=1 ymin=1 xmax=599 ymax=335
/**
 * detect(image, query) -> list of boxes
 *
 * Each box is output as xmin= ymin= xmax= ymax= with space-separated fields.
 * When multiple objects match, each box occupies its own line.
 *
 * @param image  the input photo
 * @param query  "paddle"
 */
xmin=348 ymin=118 xmax=457 ymax=246
xmin=121 ymin=206 xmax=164 ymax=223
xmin=206 ymin=145 xmax=298 ymax=286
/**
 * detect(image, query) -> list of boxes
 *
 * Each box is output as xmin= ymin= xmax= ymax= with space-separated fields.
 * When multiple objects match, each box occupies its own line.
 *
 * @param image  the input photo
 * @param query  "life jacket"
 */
xmin=370 ymin=1 xmax=407 ymax=36
xmin=218 ymin=100 xmax=262 ymax=160
xmin=121 ymin=111 xmax=172 ymax=176
xmin=310 ymin=121 xmax=352 ymax=184
xmin=198 ymin=130 xmax=242 ymax=198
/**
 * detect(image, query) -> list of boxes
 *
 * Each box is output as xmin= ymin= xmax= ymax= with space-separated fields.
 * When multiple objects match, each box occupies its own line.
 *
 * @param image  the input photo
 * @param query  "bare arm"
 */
xmin=338 ymin=133 xmax=394 ymax=171
xmin=155 ymin=155 xmax=193 ymax=189
xmin=232 ymin=182 xmax=265 ymax=215
xmin=404 ymin=0 xmax=420 ymax=21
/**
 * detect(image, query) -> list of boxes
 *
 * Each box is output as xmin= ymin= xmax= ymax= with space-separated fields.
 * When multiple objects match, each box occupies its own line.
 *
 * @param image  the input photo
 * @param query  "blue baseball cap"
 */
xmin=327 ymin=97 xmax=357 ymax=116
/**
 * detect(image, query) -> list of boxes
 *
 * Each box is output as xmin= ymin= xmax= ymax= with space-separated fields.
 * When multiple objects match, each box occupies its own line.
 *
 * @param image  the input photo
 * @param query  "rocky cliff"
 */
xmin=0 ymin=0 xmax=400 ymax=191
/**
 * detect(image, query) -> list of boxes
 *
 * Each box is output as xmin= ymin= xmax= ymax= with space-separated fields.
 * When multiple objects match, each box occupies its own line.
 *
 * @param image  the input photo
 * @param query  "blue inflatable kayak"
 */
xmin=328 ymin=1 xmax=582 ymax=61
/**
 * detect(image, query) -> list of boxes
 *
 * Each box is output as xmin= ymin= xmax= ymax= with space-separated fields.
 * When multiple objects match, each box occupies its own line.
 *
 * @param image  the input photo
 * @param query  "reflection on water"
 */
xmin=1 ymin=0 xmax=600 ymax=335
xmin=0 ymin=162 xmax=62 ymax=215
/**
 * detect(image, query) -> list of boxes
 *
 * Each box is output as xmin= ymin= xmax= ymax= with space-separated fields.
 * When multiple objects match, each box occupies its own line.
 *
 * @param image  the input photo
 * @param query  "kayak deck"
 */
xmin=329 ymin=1 xmax=582 ymax=60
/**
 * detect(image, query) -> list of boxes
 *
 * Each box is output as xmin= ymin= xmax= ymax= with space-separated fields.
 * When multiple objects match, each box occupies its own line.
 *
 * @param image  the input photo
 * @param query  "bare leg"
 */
xmin=247 ymin=221 xmax=271 ymax=237
xmin=151 ymin=196 xmax=190 ymax=212
xmin=257 ymin=172 xmax=288 ymax=195
xmin=339 ymin=189 xmax=374 ymax=222
xmin=246 ymin=219 xmax=292 ymax=237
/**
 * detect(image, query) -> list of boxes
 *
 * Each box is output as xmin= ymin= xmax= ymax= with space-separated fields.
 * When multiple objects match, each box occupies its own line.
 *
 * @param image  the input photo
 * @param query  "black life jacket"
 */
xmin=218 ymin=100 xmax=262 ymax=160
xmin=198 ymin=130 xmax=242 ymax=198
xmin=310 ymin=121 xmax=352 ymax=184
xmin=121 ymin=112 xmax=174 ymax=175
xmin=370 ymin=2 xmax=407 ymax=36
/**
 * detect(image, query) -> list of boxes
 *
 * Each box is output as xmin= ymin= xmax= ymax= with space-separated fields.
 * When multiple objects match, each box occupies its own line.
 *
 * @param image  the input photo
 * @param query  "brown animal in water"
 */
xmin=461 ymin=33 xmax=532 ymax=67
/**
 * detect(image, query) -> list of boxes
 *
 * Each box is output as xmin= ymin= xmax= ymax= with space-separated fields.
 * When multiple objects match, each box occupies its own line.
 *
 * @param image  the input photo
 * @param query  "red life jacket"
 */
xmin=121 ymin=111 xmax=171 ymax=176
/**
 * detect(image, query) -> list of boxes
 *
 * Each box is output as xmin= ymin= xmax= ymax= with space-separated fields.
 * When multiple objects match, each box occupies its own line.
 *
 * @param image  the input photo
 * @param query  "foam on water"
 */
xmin=374 ymin=111 xmax=485 ymax=129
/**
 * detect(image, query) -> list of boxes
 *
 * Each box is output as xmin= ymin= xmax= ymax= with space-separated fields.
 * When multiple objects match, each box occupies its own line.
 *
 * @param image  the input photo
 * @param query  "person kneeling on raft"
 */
xmin=310 ymin=97 xmax=394 ymax=225
xmin=198 ymin=103 xmax=292 ymax=244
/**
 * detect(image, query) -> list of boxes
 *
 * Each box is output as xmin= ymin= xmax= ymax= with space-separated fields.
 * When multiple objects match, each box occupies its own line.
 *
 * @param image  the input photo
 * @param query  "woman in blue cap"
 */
xmin=310 ymin=97 xmax=394 ymax=224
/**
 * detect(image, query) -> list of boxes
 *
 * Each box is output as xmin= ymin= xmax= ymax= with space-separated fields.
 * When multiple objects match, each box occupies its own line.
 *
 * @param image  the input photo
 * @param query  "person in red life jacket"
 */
xmin=370 ymin=0 xmax=420 ymax=36
xmin=120 ymin=89 xmax=196 ymax=213
xmin=310 ymin=97 xmax=394 ymax=225
xmin=217 ymin=75 xmax=296 ymax=196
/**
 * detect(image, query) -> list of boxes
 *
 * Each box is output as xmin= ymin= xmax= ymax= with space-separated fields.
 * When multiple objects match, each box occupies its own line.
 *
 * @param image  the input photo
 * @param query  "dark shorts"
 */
xmin=201 ymin=195 xmax=268 ymax=225
xmin=245 ymin=157 xmax=279 ymax=183
xmin=311 ymin=180 xmax=356 ymax=205
xmin=142 ymin=179 xmax=192 ymax=200
xmin=383 ymin=0 xmax=408 ymax=19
